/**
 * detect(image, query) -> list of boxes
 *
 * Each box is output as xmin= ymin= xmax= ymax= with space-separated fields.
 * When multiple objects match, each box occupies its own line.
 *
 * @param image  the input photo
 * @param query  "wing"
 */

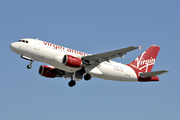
xmin=82 ymin=46 xmax=138 ymax=65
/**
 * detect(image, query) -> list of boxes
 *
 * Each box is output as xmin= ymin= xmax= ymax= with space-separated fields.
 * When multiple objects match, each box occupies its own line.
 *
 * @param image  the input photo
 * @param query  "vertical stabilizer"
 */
xmin=128 ymin=45 xmax=160 ymax=73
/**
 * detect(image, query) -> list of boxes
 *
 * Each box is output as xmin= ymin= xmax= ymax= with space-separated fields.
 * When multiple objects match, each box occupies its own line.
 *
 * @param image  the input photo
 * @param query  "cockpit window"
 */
xmin=18 ymin=40 xmax=23 ymax=42
xmin=18 ymin=40 xmax=29 ymax=43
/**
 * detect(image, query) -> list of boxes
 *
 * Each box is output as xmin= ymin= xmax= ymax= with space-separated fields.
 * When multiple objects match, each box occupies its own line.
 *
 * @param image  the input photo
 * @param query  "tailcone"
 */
xmin=138 ymin=76 xmax=159 ymax=82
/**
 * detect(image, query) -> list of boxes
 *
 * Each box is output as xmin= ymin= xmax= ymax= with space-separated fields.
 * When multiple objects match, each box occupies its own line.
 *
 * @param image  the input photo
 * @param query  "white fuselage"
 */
xmin=10 ymin=38 xmax=138 ymax=82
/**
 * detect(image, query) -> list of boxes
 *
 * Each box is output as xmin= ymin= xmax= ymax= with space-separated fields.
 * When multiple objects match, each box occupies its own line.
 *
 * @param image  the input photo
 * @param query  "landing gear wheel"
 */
xmin=27 ymin=60 xmax=33 ymax=69
xmin=27 ymin=65 xmax=32 ymax=69
xmin=84 ymin=74 xmax=91 ymax=81
xmin=68 ymin=80 xmax=76 ymax=87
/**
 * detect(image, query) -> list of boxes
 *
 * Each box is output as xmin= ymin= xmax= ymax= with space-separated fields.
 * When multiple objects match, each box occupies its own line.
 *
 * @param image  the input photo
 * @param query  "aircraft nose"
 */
xmin=10 ymin=42 xmax=15 ymax=51
xmin=9 ymin=42 xmax=19 ymax=51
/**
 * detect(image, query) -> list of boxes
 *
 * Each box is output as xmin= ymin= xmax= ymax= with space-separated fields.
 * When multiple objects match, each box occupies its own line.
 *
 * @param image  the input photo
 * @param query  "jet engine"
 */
xmin=39 ymin=65 xmax=57 ymax=78
xmin=63 ymin=55 xmax=82 ymax=68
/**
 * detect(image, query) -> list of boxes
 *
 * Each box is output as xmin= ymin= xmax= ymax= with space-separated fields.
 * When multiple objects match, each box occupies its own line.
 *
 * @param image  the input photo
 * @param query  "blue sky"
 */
xmin=1 ymin=0 xmax=179 ymax=120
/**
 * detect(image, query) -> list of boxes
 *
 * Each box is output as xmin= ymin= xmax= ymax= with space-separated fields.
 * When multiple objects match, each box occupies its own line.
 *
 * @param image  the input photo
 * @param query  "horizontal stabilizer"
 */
xmin=140 ymin=70 xmax=169 ymax=78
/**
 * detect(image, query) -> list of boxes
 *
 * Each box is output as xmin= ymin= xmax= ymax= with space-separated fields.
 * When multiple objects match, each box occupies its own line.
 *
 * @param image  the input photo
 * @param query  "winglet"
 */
xmin=139 ymin=45 xmax=142 ymax=50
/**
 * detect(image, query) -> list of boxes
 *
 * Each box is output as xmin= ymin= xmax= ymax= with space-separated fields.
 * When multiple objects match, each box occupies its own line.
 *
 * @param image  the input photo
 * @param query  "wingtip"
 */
xmin=130 ymin=46 xmax=139 ymax=49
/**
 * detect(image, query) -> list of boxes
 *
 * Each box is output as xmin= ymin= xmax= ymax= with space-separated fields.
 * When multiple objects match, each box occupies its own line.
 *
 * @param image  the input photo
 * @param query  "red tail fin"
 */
xmin=128 ymin=45 xmax=160 ymax=72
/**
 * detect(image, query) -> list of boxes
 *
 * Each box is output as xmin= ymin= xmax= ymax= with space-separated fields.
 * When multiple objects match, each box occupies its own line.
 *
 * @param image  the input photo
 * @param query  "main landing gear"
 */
xmin=68 ymin=80 xmax=76 ymax=87
xmin=84 ymin=73 xmax=91 ymax=81
xmin=21 ymin=55 xmax=34 ymax=69
xmin=68 ymin=77 xmax=76 ymax=87
xmin=68 ymin=73 xmax=92 ymax=87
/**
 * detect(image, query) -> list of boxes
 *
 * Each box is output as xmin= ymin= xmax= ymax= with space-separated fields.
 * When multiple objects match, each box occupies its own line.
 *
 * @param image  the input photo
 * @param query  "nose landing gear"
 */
xmin=27 ymin=60 xmax=34 ymax=69
xmin=21 ymin=55 xmax=34 ymax=69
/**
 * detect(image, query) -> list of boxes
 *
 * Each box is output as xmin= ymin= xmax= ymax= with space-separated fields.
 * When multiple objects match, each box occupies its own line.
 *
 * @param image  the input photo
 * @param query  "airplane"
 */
xmin=9 ymin=38 xmax=169 ymax=87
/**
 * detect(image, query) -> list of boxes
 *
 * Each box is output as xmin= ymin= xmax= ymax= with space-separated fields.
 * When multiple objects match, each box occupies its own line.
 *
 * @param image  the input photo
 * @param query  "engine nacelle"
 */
xmin=63 ymin=55 xmax=82 ymax=68
xmin=39 ymin=65 xmax=57 ymax=78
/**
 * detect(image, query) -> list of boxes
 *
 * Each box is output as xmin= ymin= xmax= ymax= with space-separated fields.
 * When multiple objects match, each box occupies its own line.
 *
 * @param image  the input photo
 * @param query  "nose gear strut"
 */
xmin=27 ymin=59 xmax=34 ymax=69
xmin=21 ymin=55 xmax=34 ymax=69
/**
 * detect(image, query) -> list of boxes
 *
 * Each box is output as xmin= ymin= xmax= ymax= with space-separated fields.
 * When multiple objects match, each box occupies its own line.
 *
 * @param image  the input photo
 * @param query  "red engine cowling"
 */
xmin=39 ymin=65 xmax=57 ymax=78
xmin=63 ymin=55 xmax=82 ymax=68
